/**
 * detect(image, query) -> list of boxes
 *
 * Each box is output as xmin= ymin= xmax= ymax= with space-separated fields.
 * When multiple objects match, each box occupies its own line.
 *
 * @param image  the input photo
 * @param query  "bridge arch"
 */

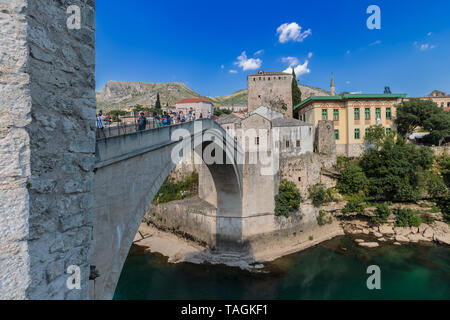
xmin=90 ymin=119 xmax=243 ymax=300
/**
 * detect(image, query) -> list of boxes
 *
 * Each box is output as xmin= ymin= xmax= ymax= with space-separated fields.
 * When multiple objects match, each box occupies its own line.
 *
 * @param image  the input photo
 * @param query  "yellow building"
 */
xmin=294 ymin=94 xmax=407 ymax=157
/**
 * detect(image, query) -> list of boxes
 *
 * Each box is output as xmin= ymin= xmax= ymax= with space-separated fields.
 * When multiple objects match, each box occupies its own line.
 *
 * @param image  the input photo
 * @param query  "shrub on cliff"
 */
xmin=337 ymin=162 xmax=367 ymax=195
xmin=371 ymin=203 xmax=392 ymax=225
xmin=394 ymin=208 xmax=422 ymax=228
xmin=309 ymin=184 xmax=326 ymax=208
xmin=437 ymin=194 xmax=450 ymax=223
xmin=342 ymin=199 xmax=365 ymax=215
xmin=153 ymin=172 xmax=199 ymax=205
xmin=275 ymin=180 xmax=302 ymax=217
xmin=317 ymin=210 xmax=332 ymax=226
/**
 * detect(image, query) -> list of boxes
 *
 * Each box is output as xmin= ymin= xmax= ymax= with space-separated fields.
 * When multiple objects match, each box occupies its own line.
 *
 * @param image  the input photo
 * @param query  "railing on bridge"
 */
xmin=96 ymin=118 xmax=208 ymax=140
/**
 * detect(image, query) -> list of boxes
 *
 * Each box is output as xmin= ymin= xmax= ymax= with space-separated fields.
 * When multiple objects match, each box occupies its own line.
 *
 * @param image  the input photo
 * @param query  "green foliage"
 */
xmin=337 ymin=162 xmax=367 ymax=194
xmin=371 ymin=203 xmax=392 ymax=225
xmin=419 ymin=171 xmax=447 ymax=198
xmin=317 ymin=210 xmax=333 ymax=226
xmin=394 ymin=208 xmax=422 ymax=227
xmin=364 ymin=125 xmax=387 ymax=147
xmin=309 ymin=184 xmax=326 ymax=208
xmin=291 ymin=70 xmax=302 ymax=108
xmin=153 ymin=172 xmax=198 ymax=205
xmin=395 ymin=98 xmax=450 ymax=145
xmin=214 ymin=108 xmax=232 ymax=117
xmin=342 ymin=199 xmax=365 ymax=215
xmin=421 ymin=212 xmax=435 ymax=225
xmin=275 ymin=180 xmax=302 ymax=217
xmin=437 ymin=194 xmax=450 ymax=223
xmin=360 ymin=135 xmax=435 ymax=201
xmin=336 ymin=156 xmax=351 ymax=169
xmin=155 ymin=93 xmax=161 ymax=109
xmin=437 ymin=154 xmax=450 ymax=188
xmin=109 ymin=109 xmax=127 ymax=122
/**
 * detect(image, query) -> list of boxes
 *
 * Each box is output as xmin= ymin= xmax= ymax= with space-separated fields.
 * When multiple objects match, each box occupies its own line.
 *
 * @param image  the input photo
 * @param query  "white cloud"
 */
xmin=346 ymin=81 xmax=351 ymax=85
xmin=308 ymin=52 xmax=313 ymax=59
xmin=281 ymin=56 xmax=300 ymax=67
xmin=427 ymin=32 xmax=432 ymax=36
xmin=229 ymin=69 xmax=238 ymax=74
xmin=221 ymin=65 xmax=225 ymax=69
xmin=277 ymin=22 xmax=312 ymax=43
xmin=346 ymin=50 xmax=351 ymax=55
xmin=283 ymin=60 xmax=310 ymax=77
xmin=234 ymin=51 xmax=262 ymax=71
xmin=420 ymin=44 xmax=436 ymax=51
xmin=369 ymin=40 xmax=382 ymax=46
xmin=254 ymin=49 xmax=264 ymax=56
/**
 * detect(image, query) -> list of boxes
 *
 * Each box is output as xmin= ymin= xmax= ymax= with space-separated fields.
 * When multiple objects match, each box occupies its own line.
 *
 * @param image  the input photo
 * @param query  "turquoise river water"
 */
xmin=114 ymin=236 xmax=450 ymax=300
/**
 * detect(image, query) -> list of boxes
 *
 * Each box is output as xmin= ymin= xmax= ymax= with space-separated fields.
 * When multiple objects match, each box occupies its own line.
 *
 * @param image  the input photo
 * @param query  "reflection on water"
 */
xmin=114 ymin=236 xmax=450 ymax=300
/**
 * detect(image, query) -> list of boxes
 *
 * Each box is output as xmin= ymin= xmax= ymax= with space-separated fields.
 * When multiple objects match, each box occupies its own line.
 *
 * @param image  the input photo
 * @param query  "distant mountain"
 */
xmin=96 ymin=81 xmax=203 ymax=112
xmin=96 ymin=81 xmax=330 ymax=112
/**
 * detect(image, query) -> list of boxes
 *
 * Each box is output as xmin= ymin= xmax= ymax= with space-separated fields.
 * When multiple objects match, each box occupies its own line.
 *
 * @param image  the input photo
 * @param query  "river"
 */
xmin=114 ymin=236 xmax=450 ymax=300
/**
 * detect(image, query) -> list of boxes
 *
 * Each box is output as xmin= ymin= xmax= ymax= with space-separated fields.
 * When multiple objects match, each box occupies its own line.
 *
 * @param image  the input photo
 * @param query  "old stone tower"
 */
xmin=247 ymin=70 xmax=293 ymax=118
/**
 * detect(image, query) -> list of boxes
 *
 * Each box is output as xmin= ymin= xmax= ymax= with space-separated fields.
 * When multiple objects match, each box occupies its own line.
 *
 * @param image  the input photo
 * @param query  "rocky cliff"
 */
xmin=96 ymin=81 xmax=330 ymax=112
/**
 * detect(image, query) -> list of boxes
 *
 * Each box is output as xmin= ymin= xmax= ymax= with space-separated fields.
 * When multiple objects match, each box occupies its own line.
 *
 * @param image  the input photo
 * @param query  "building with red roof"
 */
xmin=175 ymin=97 xmax=214 ymax=118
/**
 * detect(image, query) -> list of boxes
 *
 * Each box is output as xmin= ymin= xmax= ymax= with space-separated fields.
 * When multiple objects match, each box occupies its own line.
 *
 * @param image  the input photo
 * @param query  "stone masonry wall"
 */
xmin=0 ymin=0 xmax=96 ymax=299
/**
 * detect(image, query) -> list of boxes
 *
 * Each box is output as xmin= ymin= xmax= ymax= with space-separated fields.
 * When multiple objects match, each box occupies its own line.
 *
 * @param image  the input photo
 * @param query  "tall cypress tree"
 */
xmin=155 ymin=93 xmax=161 ymax=109
xmin=291 ymin=70 xmax=302 ymax=109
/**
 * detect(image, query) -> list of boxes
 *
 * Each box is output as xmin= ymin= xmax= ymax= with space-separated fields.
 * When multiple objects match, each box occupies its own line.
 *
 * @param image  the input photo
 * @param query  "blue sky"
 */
xmin=96 ymin=0 xmax=450 ymax=97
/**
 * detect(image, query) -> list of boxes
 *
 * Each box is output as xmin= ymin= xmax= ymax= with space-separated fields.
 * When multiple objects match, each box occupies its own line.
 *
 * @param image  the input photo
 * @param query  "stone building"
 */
xmin=247 ymin=70 xmax=293 ymax=118
xmin=415 ymin=90 xmax=450 ymax=111
xmin=175 ymin=98 xmax=215 ymax=117
xmin=294 ymin=93 xmax=407 ymax=157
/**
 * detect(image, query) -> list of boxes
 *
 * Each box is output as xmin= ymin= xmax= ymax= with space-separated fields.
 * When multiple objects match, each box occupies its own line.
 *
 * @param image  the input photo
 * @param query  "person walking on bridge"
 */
xmin=96 ymin=110 xmax=105 ymax=139
xmin=137 ymin=112 xmax=147 ymax=131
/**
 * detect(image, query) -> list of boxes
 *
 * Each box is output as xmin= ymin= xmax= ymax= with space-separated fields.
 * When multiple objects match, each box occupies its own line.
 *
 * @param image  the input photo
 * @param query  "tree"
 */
xmin=291 ymin=70 xmax=302 ymax=109
xmin=395 ymin=99 xmax=450 ymax=145
xmin=155 ymin=93 xmax=161 ymax=109
xmin=275 ymin=180 xmax=302 ymax=217
xmin=364 ymin=125 xmax=387 ymax=148
xmin=337 ymin=162 xmax=367 ymax=194
xmin=109 ymin=110 xmax=127 ymax=122
xmin=360 ymin=135 xmax=435 ymax=201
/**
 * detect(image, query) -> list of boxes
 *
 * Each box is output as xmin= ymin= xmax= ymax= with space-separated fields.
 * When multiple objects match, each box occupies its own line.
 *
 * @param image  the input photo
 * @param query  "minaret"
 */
xmin=330 ymin=73 xmax=336 ymax=96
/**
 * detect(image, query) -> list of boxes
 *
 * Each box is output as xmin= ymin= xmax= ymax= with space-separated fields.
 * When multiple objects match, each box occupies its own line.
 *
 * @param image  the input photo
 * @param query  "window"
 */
xmin=365 ymin=108 xmax=371 ymax=120
xmin=296 ymin=140 xmax=300 ymax=147
xmin=355 ymin=129 xmax=360 ymax=140
xmin=448 ymin=102 xmax=450 ymax=108
xmin=333 ymin=109 xmax=339 ymax=121
xmin=253 ymin=78 xmax=256 ymax=81
xmin=354 ymin=108 xmax=360 ymax=120
xmin=255 ymin=137 xmax=260 ymax=145
xmin=376 ymin=108 xmax=381 ymax=119
xmin=386 ymin=108 xmax=392 ymax=119
xmin=334 ymin=130 xmax=339 ymax=140
xmin=386 ymin=128 xmax=391 ymax=135
xmin=322 ymin=109 xmax=328 ymax=120
xmin=298 ymin=177 xmax=302 ymax=182
xmin=268 ymin=77 xmax=270 ymax=80
xmin=365 ymin=128 xmax=369 ymax=136
xmin=286 ymin=140 xmax=290 ymax=148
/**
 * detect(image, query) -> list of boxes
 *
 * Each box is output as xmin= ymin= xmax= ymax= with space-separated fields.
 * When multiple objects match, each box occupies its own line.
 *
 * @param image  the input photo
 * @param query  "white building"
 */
xmin=218 ymin=106 xmax=314 ymax=157
xmin=175 ymin=98 xmax=215 ymax=118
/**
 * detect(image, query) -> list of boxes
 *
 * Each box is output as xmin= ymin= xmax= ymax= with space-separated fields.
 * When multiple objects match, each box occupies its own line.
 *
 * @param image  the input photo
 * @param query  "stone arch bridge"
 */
xmin=91 ymin=119 xmax=243 ymax=299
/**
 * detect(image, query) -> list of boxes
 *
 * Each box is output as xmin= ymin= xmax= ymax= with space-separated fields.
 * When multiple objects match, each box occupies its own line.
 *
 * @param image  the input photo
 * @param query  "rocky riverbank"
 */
xmin=132 ymin=199 xmax=449 ymax=268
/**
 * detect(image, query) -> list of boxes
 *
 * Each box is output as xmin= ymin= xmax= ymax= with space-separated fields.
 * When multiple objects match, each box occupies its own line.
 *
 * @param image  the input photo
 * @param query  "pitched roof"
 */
xmin=176 ymin=98 xmax=212 ymax=104
xmin=250 ymin=106 xmax=284 ymax=121
xmin=294 ymin=94 xmax=408 ymax=111
xmin=216 ymin=113 xmax=243 ymax=124
xmin=271 ymin=117 xmax=312 ymax=127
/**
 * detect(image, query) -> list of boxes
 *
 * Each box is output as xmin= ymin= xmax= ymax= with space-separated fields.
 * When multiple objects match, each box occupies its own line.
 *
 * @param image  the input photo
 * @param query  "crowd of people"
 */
xmin=96 ymin=107 xmax=213 ymax=138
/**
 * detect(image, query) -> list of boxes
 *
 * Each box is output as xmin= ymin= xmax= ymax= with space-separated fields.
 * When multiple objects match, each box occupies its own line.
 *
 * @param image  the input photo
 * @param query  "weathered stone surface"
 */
xmin=379 ymin=225 xmax=395 ymax=235
xmin=395 ymin=235 xmax=410 ymax=243
xmin=0 ymin=0 xmax=96 ymax=300
xmin=359 ymin=242 xmax=379 ymax=248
